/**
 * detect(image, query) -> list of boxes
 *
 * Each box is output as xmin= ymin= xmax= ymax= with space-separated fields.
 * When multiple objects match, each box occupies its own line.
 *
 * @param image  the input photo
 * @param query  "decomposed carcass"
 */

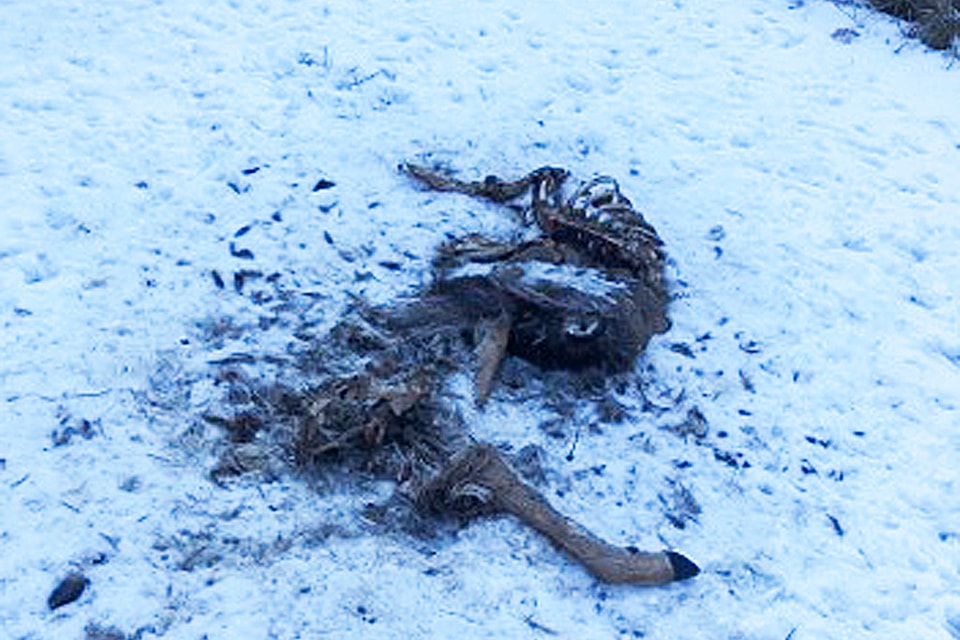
xmin=212 ymin=164 xmax=698 ymax=586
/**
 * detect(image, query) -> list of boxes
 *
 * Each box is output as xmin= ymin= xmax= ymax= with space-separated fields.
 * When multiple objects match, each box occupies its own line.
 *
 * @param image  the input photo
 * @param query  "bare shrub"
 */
xmin=867 ymin=0 xmax=960 ymax=51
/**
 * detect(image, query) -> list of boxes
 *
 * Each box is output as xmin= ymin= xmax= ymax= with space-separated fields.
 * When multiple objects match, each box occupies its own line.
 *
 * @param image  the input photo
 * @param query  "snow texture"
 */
xmin=1 ymin=1 xmax=959 ymax=638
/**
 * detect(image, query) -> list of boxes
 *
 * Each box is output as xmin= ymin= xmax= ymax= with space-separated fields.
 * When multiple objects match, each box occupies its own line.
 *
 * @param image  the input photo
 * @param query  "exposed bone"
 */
xmin=406 ymin=164 xmax=670 ymax=375
xmin=401 ymin=163 xmax=568 ymax=204
xmin=419 ymin=443 xmax=699 ymax=585
xmin=473 ymin=312 xmax=512 ymax=406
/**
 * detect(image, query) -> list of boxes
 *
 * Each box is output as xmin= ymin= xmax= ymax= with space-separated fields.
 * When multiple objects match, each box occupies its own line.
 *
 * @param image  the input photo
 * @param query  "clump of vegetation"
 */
xmin=868 ymin=0 xmax=960 ymax=51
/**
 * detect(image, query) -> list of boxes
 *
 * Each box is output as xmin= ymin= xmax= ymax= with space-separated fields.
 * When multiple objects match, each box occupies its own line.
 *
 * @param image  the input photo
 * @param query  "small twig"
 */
xmin=565 ymin=427 xmax=579 ymax=462
xmin=524 ymin=615 xmax=559 ymax=636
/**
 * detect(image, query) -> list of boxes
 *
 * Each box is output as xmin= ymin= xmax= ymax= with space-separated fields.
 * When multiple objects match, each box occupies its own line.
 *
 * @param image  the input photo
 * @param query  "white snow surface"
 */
xmin=2 ymin=1 xmax=959 ymax=638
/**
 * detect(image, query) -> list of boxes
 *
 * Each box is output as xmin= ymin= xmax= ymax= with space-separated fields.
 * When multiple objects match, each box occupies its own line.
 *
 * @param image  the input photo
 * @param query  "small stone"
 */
xmin=48 ymin=572 xmax=89 ymax=610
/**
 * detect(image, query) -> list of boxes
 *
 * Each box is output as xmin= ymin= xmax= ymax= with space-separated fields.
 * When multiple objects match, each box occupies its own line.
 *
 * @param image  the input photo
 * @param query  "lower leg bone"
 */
xmin=420 ymin=443 xmax=699 ymax=585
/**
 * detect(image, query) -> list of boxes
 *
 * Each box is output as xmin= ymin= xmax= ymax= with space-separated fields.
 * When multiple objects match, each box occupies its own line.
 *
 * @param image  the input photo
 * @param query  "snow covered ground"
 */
xmin=2 ymin=0 xmax=959 ymax=638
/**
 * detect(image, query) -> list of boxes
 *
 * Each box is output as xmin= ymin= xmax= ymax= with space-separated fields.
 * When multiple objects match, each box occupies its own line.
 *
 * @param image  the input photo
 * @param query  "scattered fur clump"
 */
xmin=208 ymin=306 xmax=469 ymax=490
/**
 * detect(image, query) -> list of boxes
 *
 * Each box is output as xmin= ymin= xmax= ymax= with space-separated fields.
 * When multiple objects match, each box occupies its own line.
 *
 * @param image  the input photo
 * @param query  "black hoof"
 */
xmin=665 ymin=551 xmax=700 ymax=581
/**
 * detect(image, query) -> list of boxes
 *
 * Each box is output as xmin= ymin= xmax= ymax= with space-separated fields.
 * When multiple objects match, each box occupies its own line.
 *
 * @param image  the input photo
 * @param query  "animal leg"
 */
xmin=420 ymin=443 xmax=699 ymax=585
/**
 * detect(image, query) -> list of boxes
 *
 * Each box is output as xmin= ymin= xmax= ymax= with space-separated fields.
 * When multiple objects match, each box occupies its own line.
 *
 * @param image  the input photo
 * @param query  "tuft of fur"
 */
xmin=209 ymin=306 xmax=471 ymax=492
